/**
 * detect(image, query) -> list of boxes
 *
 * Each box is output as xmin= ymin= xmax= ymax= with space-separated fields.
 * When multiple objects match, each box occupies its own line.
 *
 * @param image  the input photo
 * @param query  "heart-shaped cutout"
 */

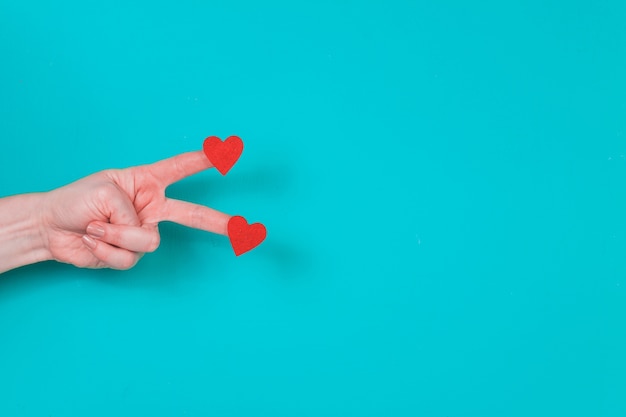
xmin=203 ymin=136 xmax=243 ymax=175
xmin=228 ymin=215 xmax=266 ymax=256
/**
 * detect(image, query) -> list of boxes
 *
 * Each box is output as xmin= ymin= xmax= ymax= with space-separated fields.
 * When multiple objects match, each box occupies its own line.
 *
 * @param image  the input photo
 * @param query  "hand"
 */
xmin=40 ymin=151 xmax=230 ymax=270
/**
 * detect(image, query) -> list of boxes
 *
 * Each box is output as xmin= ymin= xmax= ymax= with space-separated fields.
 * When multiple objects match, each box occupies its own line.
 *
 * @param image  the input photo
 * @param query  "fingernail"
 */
xmin=87 ymin=224 xmax=104 ymax=238
xmin=82 ymin=235 xmax=97 ymax=250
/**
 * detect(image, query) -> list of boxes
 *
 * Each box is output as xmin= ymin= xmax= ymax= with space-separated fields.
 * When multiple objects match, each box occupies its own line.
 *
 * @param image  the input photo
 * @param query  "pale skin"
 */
xmin=0 ymin=151 xmax=230 ymax=274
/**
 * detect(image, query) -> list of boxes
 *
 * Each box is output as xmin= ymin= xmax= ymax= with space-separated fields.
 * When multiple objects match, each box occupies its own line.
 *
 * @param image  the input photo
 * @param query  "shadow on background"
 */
xmin=258 ymin=237 xmax=319 ymax=281
xmin=90 ymin=222 xmax=232 ymax=290
xmin=165 ymin=158 xmax=295 ymax=203
xmin=0 ymin=261 xmax=80 ymax=302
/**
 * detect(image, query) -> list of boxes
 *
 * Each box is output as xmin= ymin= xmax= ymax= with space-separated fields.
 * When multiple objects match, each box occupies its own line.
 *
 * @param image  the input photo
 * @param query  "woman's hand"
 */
xmin=0 ymin=151 xmax=230 ymax=273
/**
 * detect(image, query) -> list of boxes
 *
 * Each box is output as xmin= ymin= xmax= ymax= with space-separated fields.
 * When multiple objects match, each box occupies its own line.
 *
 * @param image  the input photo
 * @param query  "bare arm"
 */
xmin=0 ymin=193 xmax=51 ymax=273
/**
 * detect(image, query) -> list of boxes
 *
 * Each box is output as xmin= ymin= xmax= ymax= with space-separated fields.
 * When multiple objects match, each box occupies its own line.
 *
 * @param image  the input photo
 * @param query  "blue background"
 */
xmin=1 ymin=1 xmax=626 ymax=415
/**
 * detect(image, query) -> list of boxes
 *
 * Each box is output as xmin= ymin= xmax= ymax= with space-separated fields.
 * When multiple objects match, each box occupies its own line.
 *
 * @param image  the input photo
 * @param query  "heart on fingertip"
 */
xmin=203 ymin=135 xmax=243 ymax=175
xmin=228 ymin=215 xmax=266 ymax=256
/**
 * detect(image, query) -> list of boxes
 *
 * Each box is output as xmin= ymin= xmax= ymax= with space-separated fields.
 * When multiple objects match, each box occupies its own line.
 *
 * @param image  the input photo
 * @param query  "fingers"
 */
xmin=82 ymin=235 xmax=142 ymax=270
xmin=94 ymin=182 xmax=142 ymax=227
xmin=82 ymin=221 xmax=159 ymax=270
xmin=161 ymin=198 xmax=230 ymax=235
xmin=86 ymin=222 xmax=160 ymax=253
xmin=147 ymin=151 xmax=214 ymax=187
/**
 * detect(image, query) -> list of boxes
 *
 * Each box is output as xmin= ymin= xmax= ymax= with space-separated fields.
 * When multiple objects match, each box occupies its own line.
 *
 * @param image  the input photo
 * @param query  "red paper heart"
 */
xmin=203 ymin=136 xmax=244 ymax=175
xmin=228 ymin=215 xmax=267 ymax=256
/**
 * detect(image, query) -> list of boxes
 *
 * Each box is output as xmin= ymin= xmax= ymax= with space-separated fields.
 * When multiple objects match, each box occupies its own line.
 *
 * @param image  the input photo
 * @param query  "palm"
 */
xmin=41 ymin=151 xmax=229 ymax=269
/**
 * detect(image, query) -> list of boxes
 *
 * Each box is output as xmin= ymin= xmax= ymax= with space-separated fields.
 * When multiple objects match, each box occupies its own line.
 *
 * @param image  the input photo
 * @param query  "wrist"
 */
xmin=0 ymin=193 xmax=53 ymax=273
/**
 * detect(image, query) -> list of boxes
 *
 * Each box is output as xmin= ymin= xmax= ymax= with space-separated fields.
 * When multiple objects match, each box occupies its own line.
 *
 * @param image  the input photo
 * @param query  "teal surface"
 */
xmin=1 ymin=1 xmax=626 ymax=415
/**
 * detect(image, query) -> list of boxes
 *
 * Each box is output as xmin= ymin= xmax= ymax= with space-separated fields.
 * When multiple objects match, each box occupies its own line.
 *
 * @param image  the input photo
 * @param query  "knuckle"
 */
xmin=95 ymin=182 xmax=120 ymax=201
xmin=191 ymin=206 xmax=204 ymax=228
xmin=118 ymin=255 xmax=138 ymax=270
xmin=146 ymin=233 xmax=161 ymax=253
xmin=102 ymin=226 xmax=124 ymax=248
xmin=174 ymin=158 xmax=186 ymax=178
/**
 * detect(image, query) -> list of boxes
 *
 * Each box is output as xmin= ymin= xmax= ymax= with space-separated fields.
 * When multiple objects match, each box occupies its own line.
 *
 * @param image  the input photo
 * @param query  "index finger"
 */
xmin=147 ymin=151 xmax=214 ymax=186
